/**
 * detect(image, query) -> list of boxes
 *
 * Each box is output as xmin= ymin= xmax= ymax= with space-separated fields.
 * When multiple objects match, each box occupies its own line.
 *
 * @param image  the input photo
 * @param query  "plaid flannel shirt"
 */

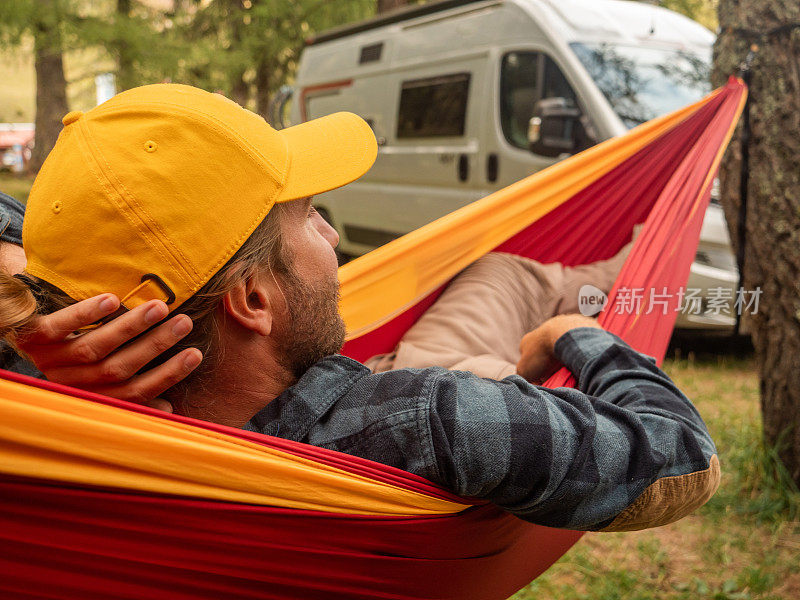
xmin=245 ymin=327 xmax=720 ymax=531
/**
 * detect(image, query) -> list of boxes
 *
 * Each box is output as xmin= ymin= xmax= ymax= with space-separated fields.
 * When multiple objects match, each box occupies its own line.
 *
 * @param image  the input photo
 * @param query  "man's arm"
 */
xmin=426 ymin=320 xmax=719 ymax=532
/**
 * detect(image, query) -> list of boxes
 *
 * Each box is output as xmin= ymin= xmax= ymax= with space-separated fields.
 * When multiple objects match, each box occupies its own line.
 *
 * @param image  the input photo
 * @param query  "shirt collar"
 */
xmin=244 ymin=354 xmax=369 ymax=440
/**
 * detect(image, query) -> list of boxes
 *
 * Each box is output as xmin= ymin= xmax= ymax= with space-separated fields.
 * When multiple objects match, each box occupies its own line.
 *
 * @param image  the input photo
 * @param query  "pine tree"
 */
xmin=176 ymin=0 xmax=375 ymax=119
xmin=0 ymin=0 xmax=72 ymax=172
xmin=0 ymin=0 xmax=175 ymax=171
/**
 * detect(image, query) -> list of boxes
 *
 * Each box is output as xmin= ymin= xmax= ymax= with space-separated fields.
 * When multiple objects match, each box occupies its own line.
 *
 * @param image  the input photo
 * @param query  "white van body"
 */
xmin=290 ymin=0 xmax=738 ymax=330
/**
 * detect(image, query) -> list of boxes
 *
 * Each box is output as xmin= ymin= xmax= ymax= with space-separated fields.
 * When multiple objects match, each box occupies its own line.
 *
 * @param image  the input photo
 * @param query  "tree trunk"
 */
xmin=230 ymin=74 xmax=249 ymax=108
xmin=115 ymin=0 xmax=136 ymax=91
xmin=254 ymin=56 xmax=277 ymax=121
xmin=29 ymin=3 xmax=70 ymax=174
xmin=377 ymin=0 xmax=412 ymax=14
xmin=713 ymin=0 xmax=800 ymax=486
xmin=228 ymin=0 xmax=249 ymax=108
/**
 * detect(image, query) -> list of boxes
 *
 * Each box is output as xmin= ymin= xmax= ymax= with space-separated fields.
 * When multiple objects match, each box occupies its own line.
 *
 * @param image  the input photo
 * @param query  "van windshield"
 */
xmin=570 ymin=42 xmax=711 ymax=129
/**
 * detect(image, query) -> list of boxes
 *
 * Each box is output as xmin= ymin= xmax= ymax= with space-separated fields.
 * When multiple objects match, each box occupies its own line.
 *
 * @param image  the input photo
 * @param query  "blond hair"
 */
xmin=0 ymin=274 xmax=38 ymax=338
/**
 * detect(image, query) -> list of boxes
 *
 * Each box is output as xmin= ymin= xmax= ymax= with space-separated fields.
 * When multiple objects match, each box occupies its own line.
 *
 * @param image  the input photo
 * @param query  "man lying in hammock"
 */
xmin=0 ymin=84 xmax=719 ymax=533
xmin=0 ymin=190 xmax=633 ymax=387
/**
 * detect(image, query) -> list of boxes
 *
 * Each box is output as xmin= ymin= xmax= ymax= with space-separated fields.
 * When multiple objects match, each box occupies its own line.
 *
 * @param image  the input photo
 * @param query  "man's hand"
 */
xmin=14 ymin=294 xmax=202 ymax=411
xmin=517 ymin=314 xmax=603 ymax=383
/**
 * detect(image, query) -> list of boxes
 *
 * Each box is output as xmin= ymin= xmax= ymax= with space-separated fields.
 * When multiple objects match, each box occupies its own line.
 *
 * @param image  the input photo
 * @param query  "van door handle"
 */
xmin=457 ymin=154 xmax=469 ymax=182
xmin=487 ymin=153 xmax=498 ymax=183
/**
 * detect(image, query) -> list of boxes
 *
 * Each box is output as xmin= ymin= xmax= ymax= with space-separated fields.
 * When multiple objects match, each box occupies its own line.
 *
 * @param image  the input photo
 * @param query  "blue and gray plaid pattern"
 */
xmin=245 ymin=327 xmax=717 ymax=531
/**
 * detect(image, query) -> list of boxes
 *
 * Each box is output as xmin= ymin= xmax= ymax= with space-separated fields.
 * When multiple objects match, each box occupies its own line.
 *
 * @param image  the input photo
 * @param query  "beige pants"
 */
xmin=364 ymin=248 xmax=628 ymax=379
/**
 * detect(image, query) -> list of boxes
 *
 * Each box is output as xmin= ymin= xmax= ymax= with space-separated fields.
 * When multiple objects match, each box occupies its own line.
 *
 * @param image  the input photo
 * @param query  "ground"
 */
xmin=510 ymin=353 xmax=800 ymax=600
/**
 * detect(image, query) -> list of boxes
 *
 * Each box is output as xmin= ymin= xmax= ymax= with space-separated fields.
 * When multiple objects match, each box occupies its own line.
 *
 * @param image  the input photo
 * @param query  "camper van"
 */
xmin=283 ymin=0 xmax=738 ymax=330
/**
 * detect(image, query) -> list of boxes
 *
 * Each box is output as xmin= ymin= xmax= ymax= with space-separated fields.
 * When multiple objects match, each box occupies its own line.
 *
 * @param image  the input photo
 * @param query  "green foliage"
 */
xmin=706 ymin=416 xmax=800 ymax=524
xmin=0 ymin=0 xmax=376 ymax=118
xmin=630 ymin=1 xmax=718 ymax=31
xmin=76 ymin=2 xmax=184 ymax=91
xmin=0 ymin=0 xmax=80 ymax=50
xmin=657 ymin=0 xmax=719 ymax=30
xmin=168 ymin=0 xmax=376 ymax=115
xmin=0 ymin=1 xmax=172 ymax=92
xmin=0 ymin=1 xmax=34 ymax=46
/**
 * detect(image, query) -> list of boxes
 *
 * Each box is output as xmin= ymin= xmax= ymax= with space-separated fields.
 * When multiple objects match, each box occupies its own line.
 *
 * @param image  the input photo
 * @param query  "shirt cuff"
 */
xmin=553 ymin=327 xmax=634 ymax=376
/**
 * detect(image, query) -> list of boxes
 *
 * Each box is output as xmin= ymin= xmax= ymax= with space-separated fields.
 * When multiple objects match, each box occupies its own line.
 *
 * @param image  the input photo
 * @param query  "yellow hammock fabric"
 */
xmin=0 ymin=375 xmax=468 ymax=516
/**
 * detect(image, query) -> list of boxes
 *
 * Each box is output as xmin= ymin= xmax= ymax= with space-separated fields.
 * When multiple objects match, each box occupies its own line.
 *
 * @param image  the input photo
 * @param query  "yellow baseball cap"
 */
xmin=23 ymin=83 xmax=377 ymax=311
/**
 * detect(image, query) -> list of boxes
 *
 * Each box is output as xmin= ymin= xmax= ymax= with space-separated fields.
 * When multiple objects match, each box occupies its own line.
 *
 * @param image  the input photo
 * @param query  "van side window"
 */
xmin=397 ymin=73 xmax=471 ymax=138
xmin=500 ymin=52 xmax=540 ymax=149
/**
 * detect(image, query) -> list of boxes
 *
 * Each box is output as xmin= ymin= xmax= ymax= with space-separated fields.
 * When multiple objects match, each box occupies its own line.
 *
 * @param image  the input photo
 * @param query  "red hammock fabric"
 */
xmin=0 ymin=79 xmax=745 ymax=600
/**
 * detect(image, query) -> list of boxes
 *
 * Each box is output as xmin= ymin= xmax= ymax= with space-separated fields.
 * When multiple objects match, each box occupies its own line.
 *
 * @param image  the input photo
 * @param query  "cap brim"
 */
xmin=275 ymin=112 xmax=378 ymax=203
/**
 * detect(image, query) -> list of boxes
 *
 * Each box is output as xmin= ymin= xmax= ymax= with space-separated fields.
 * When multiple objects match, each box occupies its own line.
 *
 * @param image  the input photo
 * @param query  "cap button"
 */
xmin=62 ymin=111 xmax=84 ymax=126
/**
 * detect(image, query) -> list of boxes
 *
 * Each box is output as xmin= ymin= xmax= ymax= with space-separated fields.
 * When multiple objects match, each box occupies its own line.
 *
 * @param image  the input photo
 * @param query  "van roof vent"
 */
xmin=359 ymin=42 xmax=383 ymax=64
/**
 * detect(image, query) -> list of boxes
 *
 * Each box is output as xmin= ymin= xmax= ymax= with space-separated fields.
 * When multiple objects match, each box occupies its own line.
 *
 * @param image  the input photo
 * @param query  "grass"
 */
xmin=509 ymin=354 xmax=800 ymax=600
xmin=0 ymin=172 xmax=35 ymax=204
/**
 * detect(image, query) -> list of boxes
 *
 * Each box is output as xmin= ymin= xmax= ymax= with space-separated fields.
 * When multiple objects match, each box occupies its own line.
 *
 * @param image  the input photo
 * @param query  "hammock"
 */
xmin=0 ymin=78 xmax=745 ymax=600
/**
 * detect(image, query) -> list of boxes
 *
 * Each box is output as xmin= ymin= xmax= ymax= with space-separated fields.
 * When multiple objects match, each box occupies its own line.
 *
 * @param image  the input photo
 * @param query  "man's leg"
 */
xmin=365 ymin=243 xmax=631 ymax=379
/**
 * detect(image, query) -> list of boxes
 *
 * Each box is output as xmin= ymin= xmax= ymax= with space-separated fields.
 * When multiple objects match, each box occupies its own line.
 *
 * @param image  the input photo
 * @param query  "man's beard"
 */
xmin=274 ymin=268 xmax=346 ymax=379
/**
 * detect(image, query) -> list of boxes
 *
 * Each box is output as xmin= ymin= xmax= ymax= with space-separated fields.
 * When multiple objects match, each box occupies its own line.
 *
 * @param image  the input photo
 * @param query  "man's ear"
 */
xmin=222 ymin=273 xmax=273 ymax=336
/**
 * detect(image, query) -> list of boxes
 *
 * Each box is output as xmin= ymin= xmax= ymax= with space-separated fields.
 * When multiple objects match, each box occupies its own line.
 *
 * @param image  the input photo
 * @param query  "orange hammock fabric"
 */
xmin=0 ymin=78 xmax=745 ymax=600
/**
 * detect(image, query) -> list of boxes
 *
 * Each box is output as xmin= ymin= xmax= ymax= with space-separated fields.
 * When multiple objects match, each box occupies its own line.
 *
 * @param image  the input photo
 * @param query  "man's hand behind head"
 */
xmin=517 ymin=314 xmax=603 ymax=384
xmin=14 ymin=294 xmax=201 ymax=411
